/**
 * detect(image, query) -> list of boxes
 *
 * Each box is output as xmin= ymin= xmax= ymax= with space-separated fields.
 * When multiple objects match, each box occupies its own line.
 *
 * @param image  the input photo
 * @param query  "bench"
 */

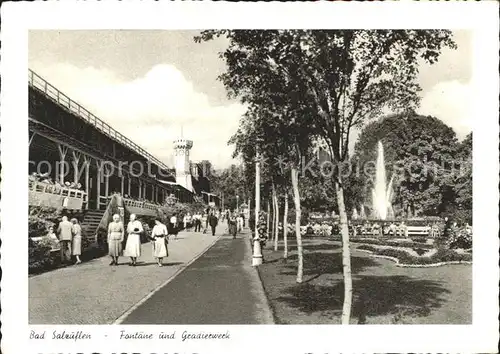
xmin=354 ymin=225 xmax=437 ymax=238
xmin=407 ymin=226 xmax=431 ymax=237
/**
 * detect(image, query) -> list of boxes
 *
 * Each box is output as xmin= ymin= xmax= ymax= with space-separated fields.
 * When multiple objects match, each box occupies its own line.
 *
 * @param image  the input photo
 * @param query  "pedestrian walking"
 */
xmin=205 ymin=208 xmax=210 ymax=229
xmin=107 ymin=214 xmax=124 ymax=266
xmin=57 ymin=216 xmax=73 ymax=264
xmin=193 ymin=211 xmax=202 ymax=232
xmin=229 ymin=214 xmax=237 ymax=238
xmin=70 ymin=218 xmax=82 ymax=265
xmin=208 ymin=212 xmax=218 ymax=236
xmin=125 ymin=214 xmax=143 ymax=266
xmin=237 ymin=213 xmax=243 ymax=232
xmin=151 ymin=218 xmax=168 ymax=267
xmin=183 ymin=213 xmax=192 ymax=231
xmin=201 ymin=212 xmax=208 ymax=234
xmin=168 ymin=213 xmax=179 ymax=239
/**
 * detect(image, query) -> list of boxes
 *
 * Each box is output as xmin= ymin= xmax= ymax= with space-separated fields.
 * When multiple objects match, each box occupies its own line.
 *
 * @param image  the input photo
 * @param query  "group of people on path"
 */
xmin=107 ymin=214 xmax=170 ymax=267
xmin=50 ymin=206 xmax=246 ymax=268
xmin=55 ymin=216 xmax=83 ymax=265
xmin=181 ymin=208 xmax=220 ymax=235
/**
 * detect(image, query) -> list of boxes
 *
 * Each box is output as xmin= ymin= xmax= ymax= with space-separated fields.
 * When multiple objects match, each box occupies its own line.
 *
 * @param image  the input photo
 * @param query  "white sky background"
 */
xmin=28 ymin=30 xmax=472 ymax=169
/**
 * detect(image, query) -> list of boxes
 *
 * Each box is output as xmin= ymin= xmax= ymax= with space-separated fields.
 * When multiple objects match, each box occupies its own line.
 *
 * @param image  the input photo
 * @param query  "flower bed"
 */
xmin=328 ymin=236 xmax=435 ymax=250
xmin=356 ymin=244 xmax=472 ymax=266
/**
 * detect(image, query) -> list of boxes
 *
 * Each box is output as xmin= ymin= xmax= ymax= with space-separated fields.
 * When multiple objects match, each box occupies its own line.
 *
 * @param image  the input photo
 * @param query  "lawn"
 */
xmin=258 ymin=238 xmax=472 ymax=324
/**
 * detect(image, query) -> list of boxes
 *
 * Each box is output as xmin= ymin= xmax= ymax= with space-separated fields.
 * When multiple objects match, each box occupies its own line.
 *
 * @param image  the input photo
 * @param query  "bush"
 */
xmin=446 ymin=208 xmax=472 ymax=226
xmin=356 ymin=244 xmax=472 ymax=265
xmin=28 ymin=238 xmax=56 ymax=273
xmin=436 ymin=224 xmax=472 ymax=249
xmin=448 ymin=227 xmax=472 ymax=249
xmin=351 ymin=238 xmax=434 ymax=249
xmin=412 ymin=248 xmax=428 ymax=256
xmin=29 ymin=206 xmax=63 ymax=226
xmin=410 ymin=236 xmax=428 ymax=244
xmin=159 ymin=201 xmax=207 ymax=218
xmin=28 ymin=207 xmax=65 ymax=273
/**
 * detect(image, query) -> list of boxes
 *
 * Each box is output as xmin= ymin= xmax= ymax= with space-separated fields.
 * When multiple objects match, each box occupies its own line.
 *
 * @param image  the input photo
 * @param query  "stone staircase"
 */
xmin=81 ymin=209 xmax=106 ymax=244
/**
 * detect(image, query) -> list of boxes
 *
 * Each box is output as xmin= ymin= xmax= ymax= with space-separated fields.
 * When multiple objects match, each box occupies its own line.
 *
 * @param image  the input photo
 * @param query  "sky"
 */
xmin=28 ymin=30 xmax=473 ymax=169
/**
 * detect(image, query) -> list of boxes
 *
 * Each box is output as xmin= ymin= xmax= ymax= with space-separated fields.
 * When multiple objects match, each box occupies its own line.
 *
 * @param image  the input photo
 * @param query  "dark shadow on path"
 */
xmin=134 ymin=261 xmax=184 ymax=267
xmin=276 ymin=275 xmax=451 ymax=324
xmin=280 ymin=252 xmax=379 ymax=280
xmin=303 ymin=244 xmax=342 ymax=252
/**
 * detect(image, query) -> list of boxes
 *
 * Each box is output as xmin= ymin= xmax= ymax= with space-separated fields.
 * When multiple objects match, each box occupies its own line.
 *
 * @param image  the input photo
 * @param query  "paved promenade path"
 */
xmin=121 ymin=229 xmax=274 ymax=324
xmin=29 ymin=229 xmax=220 ymax=324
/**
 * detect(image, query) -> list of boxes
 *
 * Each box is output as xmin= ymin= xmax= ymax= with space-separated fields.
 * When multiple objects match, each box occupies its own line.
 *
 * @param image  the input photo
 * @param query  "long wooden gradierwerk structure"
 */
xmin=28 ymin=69 xmax=215 ymax=241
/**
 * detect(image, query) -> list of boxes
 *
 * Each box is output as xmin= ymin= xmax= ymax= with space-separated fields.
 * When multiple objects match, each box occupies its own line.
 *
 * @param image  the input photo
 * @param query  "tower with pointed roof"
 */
xmin=173 ymin=126 xmax=194 ymax=192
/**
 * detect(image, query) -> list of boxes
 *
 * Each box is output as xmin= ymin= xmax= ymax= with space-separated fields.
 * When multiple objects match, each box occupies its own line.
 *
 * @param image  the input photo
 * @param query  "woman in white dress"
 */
xmin=125 ymin=214 xmax=143 ymax=266
xmin=71 ymin=218 xmax=82 ymax=265
xmin=151 ymin=218 xmax=168 ymax=267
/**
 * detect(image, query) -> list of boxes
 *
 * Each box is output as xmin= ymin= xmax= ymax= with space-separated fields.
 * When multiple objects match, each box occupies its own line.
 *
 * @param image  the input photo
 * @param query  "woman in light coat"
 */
xmin=151 ymin=218 xmax=168 ymax=267
xmin=71 ymin=218 xmax=82 ymax=265
xmin=125 ymin=214 xmax=143 ymax=266
xmin=107 ymin=214 xmax=124 ymax=266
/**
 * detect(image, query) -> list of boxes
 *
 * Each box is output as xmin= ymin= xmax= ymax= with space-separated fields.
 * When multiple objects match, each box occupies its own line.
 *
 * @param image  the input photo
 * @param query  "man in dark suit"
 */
xmin=208 ymin=212 xmax=218 ymax=236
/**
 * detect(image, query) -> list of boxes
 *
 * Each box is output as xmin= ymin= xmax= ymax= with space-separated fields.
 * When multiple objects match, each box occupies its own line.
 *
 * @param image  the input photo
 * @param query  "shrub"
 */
xmin=29 ymin=211 xmax=59 ymax=272
xmin=436 ymin=224 xmax=472 ymax=250
xmin=448 ymin=227 xmax=472 ymax=249
xmin=410 ymin=236 xmax=428 ymax=244
xmin=352 ymin=238 xmax=434 ymax=249
xmin=29 ymin=206 xmax=63 ymax=225
xmin=28 ymin=238 xmax=56 ymax=273
xmin=412 ymin=248 xmax=428 ymax=256
xmin=356 ymin=244 xmax=472 ymax=265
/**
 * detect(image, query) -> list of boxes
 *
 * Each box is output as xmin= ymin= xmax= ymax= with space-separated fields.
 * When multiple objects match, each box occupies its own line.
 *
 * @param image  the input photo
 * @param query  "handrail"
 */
xmin=123 ymin=198 xmax=159 ymax=211
xmin=29 ymin=180 xmax=87 ymax=199
xmin=28 ymin=69 xmax=172 ymax=174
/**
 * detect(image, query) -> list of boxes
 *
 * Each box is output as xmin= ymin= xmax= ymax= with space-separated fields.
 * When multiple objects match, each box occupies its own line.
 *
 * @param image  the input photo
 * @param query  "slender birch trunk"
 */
xmin=269 ymin=193 xmax=276 ymax=241
xmin=335 ymin=179 xmax=352 ymax=324
xmin=291 ymin=167 xmax=303 ymax=283
xmin=271 ymin=183 xmax=276 ymax=243
xmin=266 ymin=199 xmax=271 ymax=239
xmin=283 ymin=191 xmax=289 ymax=259
xmin=273 ymin=187 xmax=279 ymax=251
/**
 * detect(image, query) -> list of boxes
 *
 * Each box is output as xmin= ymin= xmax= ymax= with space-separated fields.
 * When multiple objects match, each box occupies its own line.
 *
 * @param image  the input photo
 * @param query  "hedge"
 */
xmin=356 ymin=244 xmax=472 ymax=265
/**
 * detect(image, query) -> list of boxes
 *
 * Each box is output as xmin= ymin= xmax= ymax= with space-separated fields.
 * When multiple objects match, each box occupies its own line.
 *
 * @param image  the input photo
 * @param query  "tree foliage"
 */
xmin=196 ymin=29 xmax=456 ymax=324
xmin=210 ymin=164 xmax=250 ymax=210
xmin=352 ymin=113 xmax=471 ymax=217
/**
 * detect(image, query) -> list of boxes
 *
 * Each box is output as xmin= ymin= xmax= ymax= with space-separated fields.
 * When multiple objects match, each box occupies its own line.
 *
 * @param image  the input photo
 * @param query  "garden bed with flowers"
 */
xmin=355 ymin=244 xmax=472 ymax=267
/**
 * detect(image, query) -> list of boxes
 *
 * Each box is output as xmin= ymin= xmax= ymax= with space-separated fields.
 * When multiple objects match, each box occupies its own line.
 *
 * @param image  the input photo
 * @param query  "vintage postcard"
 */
xmin=1 ymin=1 xmax=499 ymax=354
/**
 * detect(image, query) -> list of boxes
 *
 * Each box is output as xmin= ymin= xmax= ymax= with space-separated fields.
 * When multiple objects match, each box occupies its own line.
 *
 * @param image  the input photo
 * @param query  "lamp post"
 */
xmin=252 ymin=151 xmax=263 ymax=267
xmin=236 ymin=195 xmax=239 ymax=213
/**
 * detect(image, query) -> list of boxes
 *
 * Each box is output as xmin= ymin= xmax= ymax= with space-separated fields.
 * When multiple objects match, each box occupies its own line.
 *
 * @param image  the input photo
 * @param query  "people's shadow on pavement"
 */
xmin=134 ymin=261 xmax=184 ymax=267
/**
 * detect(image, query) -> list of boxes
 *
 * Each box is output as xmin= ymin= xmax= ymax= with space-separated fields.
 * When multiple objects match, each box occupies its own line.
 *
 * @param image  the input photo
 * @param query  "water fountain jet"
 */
xmin=371 ymin=141 xmax=394 ymax=220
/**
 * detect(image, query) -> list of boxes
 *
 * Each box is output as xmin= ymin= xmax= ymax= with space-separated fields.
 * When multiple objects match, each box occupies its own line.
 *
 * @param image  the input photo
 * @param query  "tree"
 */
xmin=452 ymin=132 xmax=472 ymax=223
xmin=352 ymin=112 xmax=461 ymax=217
xmin=293 ymin=31 xmax=455 ymax=323
xmin=210 ymin=164 xmax=250 ymax=210
xmin=228 ymin=104 xmax=310 ymax=280
xmin=196 ymin=30 xmax=455 ymax=323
